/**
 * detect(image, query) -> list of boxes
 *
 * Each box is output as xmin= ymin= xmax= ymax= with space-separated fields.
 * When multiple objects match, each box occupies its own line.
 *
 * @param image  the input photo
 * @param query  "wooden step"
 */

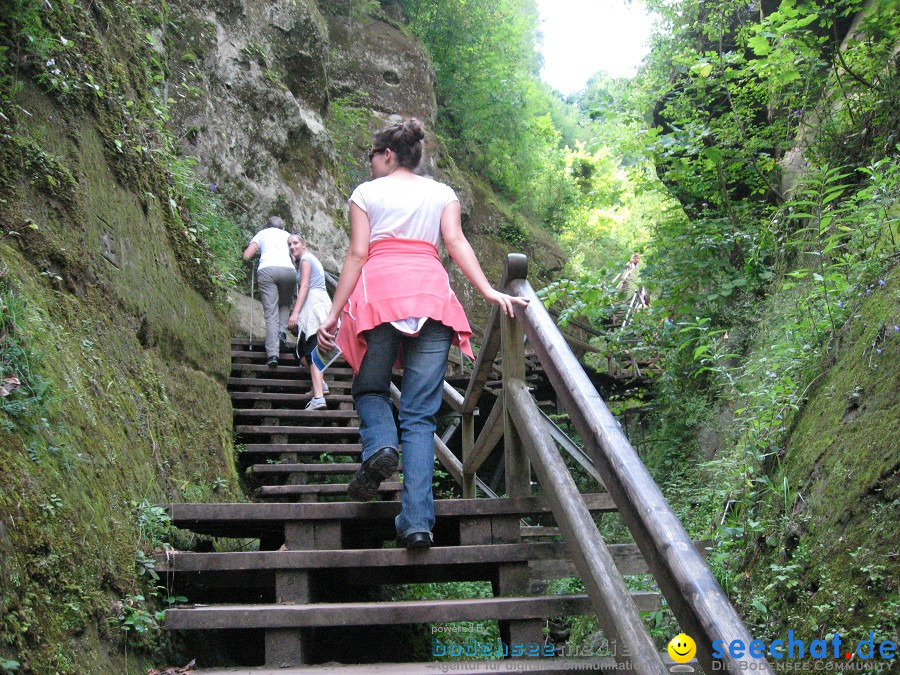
xmin=229 ymin=378 xmax=354 ymax=391
xmin=521 ymin=525 xmax=560 ymax=538
xmin=258 ymin=482 xmax=402 ymax=497
xmin=229 ymin=392 xmax=354 ymax=405
xmin=231 ymin=350 xmax=302 ymax=362
xmin=234 ymin=425 xmax=360 ymax=436
xmin=165 ymin=592 xmax=658 ymax=630
xmin=234 ymin=409 xmax=358 ymax=421
xmin=231 ymin=363 xmax=355 ymax=377
xmin=159 ymin=543 xmax=667 ymax=589
xmin=167 ymin=494 xmax=616 ymax=538
xmin=251 ymin=463 xmax=364 ymax=475
xmin=240 ymin=444 xmax=362 ymax=456
xmin=159 ymin=542 xmax=646 ymax=575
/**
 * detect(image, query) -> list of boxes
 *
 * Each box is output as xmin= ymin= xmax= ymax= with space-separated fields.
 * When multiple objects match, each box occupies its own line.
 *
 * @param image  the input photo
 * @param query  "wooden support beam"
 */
xmin=462 ymin=304 xmax=501 ymax=415
xmin=501 ymin=255 xmax=530 ymax=498
xmin=462 ymin=397 xmax=504 ymax=475
xmin=506 ymin=272 xmax=772 ymax=674
xmin=506 ymin=379 xmax=666 ymax=674
xmin=461 ymin=412 xmax=476 ymax=499
xmin=442 ymin=381 xmax=464 ymax=413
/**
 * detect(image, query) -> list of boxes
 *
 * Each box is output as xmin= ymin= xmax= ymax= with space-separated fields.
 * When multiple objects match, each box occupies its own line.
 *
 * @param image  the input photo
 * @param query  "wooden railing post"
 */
xmin=461 ymin=412 xmax=476 ymax=498
xmin=501 ymin=254 xmax=530 ymax=498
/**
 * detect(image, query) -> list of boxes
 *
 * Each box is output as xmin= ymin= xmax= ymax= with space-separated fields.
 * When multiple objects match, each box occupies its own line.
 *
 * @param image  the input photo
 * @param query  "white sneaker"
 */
xmin=305 ymin=396 xmax=327 ymax=411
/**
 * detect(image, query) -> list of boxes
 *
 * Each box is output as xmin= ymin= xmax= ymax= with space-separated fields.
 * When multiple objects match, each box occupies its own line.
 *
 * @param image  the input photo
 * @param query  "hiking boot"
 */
xmin=348 ymin=447 xmax=399 ymax=502
xmin=266 ymin=356 xmax=279 ymax=368
xmin=305 ymin=396 xmax=327 ymax=411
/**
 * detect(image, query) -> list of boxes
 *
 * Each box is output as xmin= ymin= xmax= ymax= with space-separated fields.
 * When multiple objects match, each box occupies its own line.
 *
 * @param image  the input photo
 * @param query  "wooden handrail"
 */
xmin=504 ymin=257 xmax=771 ymax=674
xmin=505 ymin=378 xmax=666 ymax=673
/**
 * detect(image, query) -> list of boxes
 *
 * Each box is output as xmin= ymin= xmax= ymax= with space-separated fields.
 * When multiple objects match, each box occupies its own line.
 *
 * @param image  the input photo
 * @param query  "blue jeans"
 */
xmin=352 ymin=320 xmax=453 ymax=537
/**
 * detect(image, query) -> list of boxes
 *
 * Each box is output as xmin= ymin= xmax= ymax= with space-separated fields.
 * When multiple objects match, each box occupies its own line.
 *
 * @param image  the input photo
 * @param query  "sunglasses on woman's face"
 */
xmin=368 ymin=147 xmax=386 ymax=162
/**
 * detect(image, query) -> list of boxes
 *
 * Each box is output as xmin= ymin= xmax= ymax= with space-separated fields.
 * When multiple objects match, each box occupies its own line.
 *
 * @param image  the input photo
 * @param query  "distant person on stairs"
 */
xmin=317 ymin=118 xmax=529 ymax=550
xmin=287 ymin=232 xmax=332 ymax=411
xmin=243 ymin=216 xmax=295 ymax=367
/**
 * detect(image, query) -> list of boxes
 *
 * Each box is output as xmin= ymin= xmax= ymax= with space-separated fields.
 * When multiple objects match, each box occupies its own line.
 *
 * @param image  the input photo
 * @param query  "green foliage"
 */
xmin=399 ymin=0 xmax=572 ymax=219
xmin=0 ymin=276 xmax=52 ymax=433
xmin=325 ymin=94 xmax=376 ymax=194
xmin=167 ymin=156 xmax=245 ymax=290
xmin=388 ymin=581 xmax=500 ymax=659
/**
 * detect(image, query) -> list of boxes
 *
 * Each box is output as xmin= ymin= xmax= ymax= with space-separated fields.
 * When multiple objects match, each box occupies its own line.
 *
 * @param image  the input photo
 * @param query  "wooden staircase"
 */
xmin=160 ymin=255 xmax=772 ymax=674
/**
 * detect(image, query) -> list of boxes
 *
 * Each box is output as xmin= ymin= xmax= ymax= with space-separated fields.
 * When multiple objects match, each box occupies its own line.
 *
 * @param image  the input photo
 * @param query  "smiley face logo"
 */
xmin=667 ymin=633 xmax=696 ymax=663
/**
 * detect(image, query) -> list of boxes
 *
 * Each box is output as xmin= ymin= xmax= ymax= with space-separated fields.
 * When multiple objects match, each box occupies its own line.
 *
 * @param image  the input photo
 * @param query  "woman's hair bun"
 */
xmin=402 ymin=118 xmax=425 ymax=144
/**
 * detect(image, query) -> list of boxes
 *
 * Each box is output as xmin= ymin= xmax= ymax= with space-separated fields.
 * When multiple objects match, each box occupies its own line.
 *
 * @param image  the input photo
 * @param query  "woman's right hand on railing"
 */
xmin=483 ymin=288 xmax=529 ymax=318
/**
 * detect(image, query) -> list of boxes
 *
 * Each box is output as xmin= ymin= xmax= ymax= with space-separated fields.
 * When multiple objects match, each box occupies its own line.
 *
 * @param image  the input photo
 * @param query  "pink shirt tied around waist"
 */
xmin=336 ymin=239 xmax=475 ymax=373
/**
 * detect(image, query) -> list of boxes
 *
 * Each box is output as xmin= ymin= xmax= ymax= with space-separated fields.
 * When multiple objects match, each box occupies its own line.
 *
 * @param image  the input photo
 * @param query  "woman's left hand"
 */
xmin=317 ymin=314 xmax=339 ymax=351
xmin=484 ymin=289 xmax=529 ymax=317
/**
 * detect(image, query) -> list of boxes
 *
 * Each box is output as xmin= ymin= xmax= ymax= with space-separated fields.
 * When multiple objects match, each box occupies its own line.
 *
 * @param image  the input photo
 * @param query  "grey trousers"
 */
xmin=257 ymin=266 xmax=296 ymax=357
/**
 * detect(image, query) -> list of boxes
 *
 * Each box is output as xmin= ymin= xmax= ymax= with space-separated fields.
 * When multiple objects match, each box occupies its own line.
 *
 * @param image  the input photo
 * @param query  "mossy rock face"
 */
xmin=0 ymin=10 xmax=238 ymax=667
xmin=746 ymin=264 xmax=899 ymax=643
xmin=325 ymin=11 xmax=437 ymax=126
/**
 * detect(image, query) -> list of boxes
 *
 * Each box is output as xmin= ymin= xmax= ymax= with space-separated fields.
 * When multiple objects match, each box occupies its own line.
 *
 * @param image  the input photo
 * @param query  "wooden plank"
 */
xmin=159 ymin=542 xmax=561 ymax=572
xmin=235 ymin=426 xmax=360 ymax=435
xmin=168 ymin=493 xmax=617 ymax=528
xmin=461 ymin=412 xmax=476 ymax=498
xmin=433 ymin=435 xmax=463 ymax=486
xmin=506 ymin=379 xmax=665 ymax=674
xmin=251 ymin=463 xmax=363 ymax=474
xmin=157 ymin=542 xmax=682 ymax=577
xmin=259 ymin=482 xmax=402 ymax=496
xmin=502 ymin=264 xmax=530 ymax=498
xmin=506 ymin=274 xmax=771 ymax=675
xmin=229 ymin=392 xmax=354 ymax=404
xmin=228 ymin=378 xmax=353 ymax=390
xmin=165 ymin=593 xmax=659 ymax=630
xmin=241 ymin=444 xmax=362 ymax=455
xmin=442 ymin=381 xmax=464 ymax=413
xmin=462 ymin=396 xmax=504 ymax=475
xmin=521 ymin=526 xmax=561 ymax=538
xmin=234 ymin=409 xmax=357 ymax=420
xmin=232 ymin=363 xmax=355 ymax=377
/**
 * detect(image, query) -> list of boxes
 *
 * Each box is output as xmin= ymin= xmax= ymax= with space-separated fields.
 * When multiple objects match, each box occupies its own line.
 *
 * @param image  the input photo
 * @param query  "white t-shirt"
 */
xmin=349 ymin=175 xmax=459 ymax=247
xmin=250 ymin=227 xmax=293 ymax=270
xmin=349 ymin=175 xmax=459 ymax=334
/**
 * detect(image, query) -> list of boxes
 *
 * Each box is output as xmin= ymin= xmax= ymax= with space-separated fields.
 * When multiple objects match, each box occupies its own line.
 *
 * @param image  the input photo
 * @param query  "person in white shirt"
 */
xmin=243 ymin=216 xmax=295 ymax=366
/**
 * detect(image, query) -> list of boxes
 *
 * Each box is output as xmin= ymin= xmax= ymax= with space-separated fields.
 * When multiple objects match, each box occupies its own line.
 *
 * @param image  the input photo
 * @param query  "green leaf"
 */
xmin=747 ymin=35 xmax=771 ymax=56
